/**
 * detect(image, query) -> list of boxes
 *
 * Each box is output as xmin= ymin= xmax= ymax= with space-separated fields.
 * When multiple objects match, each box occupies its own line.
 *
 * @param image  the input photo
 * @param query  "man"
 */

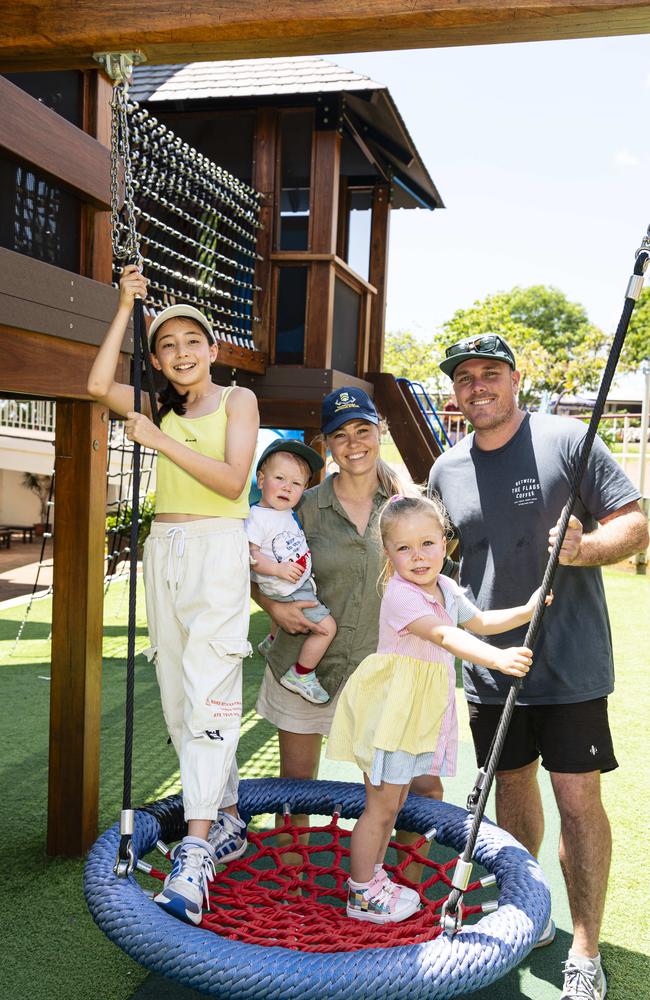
xmin=428 ymin=334 xmax=648 ymax=1000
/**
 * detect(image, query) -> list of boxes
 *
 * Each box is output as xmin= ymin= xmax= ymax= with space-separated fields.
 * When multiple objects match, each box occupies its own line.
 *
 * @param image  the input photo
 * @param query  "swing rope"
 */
xmin=104 ymin=55 xmax=159 ymax=875
xmin=441 ymin=231 xmax=650 ymax=930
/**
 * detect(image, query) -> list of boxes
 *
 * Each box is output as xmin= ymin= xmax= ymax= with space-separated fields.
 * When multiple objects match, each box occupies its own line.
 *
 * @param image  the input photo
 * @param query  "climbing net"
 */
xmin=113 ymin=99 xmax=262 ymax=350
xmin=140 ymin=810 xmax=490 ymax=953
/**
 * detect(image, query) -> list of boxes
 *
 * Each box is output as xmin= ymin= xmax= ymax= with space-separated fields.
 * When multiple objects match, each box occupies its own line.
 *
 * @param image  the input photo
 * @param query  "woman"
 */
xmin=253 ymin=388 xmax=447 ymax=845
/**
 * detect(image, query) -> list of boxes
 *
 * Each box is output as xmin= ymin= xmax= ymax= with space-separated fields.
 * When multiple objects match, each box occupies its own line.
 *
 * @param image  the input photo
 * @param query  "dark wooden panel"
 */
xmin=0 ymin=247 xmax=126 ymax=348
xmin=237 ymin=366 xmax=373 ymax=394
xmin=0 ymin=74 xmax=116 ymax=209
xmin=48 ymin=400 xmax=108 ymax=855
xmin=305 ymin=260 xmax=335 ymax=368
xmin=0 ymin=325 xmax=130 ymax=399
xmin=214 ymin=340 xmax=266 ymax=374
xmin=1 ymin=3 xmax=649 ymax=69
xmin=251 ymin=107 xmax=278 ymax=357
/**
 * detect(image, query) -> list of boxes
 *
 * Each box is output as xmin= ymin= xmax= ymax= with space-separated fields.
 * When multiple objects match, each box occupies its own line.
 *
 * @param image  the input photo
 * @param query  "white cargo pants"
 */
xmin=143 ymin=518 xmax=251 ymax=821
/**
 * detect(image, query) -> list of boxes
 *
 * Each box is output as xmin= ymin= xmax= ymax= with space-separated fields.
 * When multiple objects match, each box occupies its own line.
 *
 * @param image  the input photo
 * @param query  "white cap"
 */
xmin=148 ymin=304 xmax=216 ymax=349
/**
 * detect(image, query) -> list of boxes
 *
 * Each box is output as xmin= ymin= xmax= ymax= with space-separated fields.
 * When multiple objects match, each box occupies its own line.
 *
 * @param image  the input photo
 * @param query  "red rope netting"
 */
xmin=144 ymin=811 xmax=488 ymax=952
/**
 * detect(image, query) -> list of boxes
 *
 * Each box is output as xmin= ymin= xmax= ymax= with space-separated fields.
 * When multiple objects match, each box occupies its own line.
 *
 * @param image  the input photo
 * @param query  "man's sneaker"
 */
xmin=153 ymin=836 xmax=215 ymax=926
xmin=346 ymin=873 xmax=421 ymax=924
xmin=280 ymin=665 xmax=330 ymax=704
xmin=257 ymin=633 xmax=274 ymax=659
xmin=207 ymin=810 xmax=248 ymax=864
xmin=373 ymin=866 xmax=421 ymax=905
xmin=534 ymin=917 xmax=556 ymax=949
xmin=561 ymin=954 xmax=607 ymax=999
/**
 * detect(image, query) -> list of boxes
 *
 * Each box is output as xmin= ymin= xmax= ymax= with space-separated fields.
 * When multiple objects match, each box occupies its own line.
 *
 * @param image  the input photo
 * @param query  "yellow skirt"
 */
xmin=326 ymin=653 xmax=449 ymax=776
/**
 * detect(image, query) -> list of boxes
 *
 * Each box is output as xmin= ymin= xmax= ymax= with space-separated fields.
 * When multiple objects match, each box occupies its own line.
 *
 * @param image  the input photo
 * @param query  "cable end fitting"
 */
xmin=626 ymin=273 xmax=645 ymax=301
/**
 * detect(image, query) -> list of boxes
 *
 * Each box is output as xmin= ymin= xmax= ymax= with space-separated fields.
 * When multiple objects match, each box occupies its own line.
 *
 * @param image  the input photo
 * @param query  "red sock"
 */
xmin=294 ymin=661 xmax=314 ymax=676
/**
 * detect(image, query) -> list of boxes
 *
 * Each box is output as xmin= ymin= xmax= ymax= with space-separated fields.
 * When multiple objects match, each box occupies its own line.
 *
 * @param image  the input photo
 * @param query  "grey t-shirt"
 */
xmin=428 ymin=413 xmax=640 ymax=706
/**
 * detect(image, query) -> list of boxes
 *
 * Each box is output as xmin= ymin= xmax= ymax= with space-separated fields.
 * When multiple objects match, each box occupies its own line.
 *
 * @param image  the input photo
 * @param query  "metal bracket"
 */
xmin=440 ymin=897 xmax=464 ymax=936
xmin=93 ymin=51 xmax=146 ymax=84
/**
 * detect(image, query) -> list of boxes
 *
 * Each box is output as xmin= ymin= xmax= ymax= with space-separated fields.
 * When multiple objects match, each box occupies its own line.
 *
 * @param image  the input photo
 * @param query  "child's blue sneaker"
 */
xmin=153 ymin=836 xmax=215 ymax=925
xmin=257 ymin=633 xmax=274 ymax=659
xmin=207 ymin=810 xmax=248 ymax=863
xmin=280 ymin=665 xmax=330 ymax=704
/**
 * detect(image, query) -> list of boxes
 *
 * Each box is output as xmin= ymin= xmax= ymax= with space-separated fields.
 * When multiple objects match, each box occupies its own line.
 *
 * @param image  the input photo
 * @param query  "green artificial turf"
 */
xmin=0 ymin=569 xmax=648 ymax=999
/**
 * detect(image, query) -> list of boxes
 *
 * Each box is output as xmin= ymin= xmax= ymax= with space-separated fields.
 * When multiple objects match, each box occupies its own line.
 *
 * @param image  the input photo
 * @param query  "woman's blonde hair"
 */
xmin=377 ymin=493 xmax=453 ymax=591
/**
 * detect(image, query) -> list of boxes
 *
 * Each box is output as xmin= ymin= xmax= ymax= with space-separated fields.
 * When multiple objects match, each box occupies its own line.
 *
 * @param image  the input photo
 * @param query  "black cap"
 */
xmin=439 ymin=334 xmax=516 ymax=379
xmin=321 ymin=387 xmax=379 ymax=435
xmin=256 ymin=439 xmax=324 ymax=478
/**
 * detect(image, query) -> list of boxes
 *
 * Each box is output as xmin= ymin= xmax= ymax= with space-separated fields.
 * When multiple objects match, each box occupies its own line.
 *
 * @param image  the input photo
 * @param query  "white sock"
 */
xmin=349 ymin=877 xmax=372 ymax=889
xmin=219 ymin=810 xmax=245 ymax=830
xmin=568 ymin=951 xmax=601 ymax=971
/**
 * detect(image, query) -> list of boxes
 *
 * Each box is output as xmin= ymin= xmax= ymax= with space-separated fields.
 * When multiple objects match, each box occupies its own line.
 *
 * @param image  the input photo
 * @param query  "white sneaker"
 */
xmin=153 ymin=836 xmax=215 ymax=925
xmin=534 ymin=917 xmax=556 ymax=948
xmin=373 ymin=865 xmax=421 ymax=906
xmin=561 ymin=954 xmax=607 ymax=999
xmin=347 ymin=873 xmax=420 ymax=924
xmin=280 ymin=665 xmax=330 ymax=704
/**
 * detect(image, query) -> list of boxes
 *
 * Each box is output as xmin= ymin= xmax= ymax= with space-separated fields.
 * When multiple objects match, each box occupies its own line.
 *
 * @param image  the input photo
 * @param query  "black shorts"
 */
xmin=467 ymin=697 xmax=618 ymax=774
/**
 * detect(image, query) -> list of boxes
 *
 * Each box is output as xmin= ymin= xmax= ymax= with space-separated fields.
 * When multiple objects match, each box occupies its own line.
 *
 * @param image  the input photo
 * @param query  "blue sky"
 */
xmin=332 ymin=35 xmax=650 ymax=339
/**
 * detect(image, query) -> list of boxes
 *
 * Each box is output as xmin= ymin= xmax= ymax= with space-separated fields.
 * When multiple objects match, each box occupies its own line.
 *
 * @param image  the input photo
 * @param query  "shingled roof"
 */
xmin=130 ymin=56 xmax=383 ymax=102
xmin=131 ymin=56 xmax=442 ymax=211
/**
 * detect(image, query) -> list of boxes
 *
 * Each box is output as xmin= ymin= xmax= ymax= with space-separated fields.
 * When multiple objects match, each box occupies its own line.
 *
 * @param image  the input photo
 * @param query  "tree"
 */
xmin=621 ymin=287 xmax=650 ymax=370
xmin=21 ymin=472 xmax=52 ymax=526
xmin=383 ymin=329 xmax=447 ymax=396
xmin=442 ymin=286 xmax=608 ymax=406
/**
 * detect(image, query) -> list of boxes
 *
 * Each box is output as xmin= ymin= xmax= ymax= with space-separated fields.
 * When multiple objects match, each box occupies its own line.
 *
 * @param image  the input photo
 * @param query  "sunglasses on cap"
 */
xmin=445 ymin=335 xmax=513 ymax=360
xmin=439 ymin=333 xmax=516 ymax=378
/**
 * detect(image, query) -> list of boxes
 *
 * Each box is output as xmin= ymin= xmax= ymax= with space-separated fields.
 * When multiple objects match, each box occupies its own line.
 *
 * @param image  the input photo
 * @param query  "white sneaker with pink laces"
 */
xmin=347 ymin=872 xmax=421 ymax=923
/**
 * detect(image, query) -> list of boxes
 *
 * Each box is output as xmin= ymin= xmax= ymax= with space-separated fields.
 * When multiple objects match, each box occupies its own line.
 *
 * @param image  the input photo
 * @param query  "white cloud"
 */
xmin=614 ymin=149 xmax=641 ymax=168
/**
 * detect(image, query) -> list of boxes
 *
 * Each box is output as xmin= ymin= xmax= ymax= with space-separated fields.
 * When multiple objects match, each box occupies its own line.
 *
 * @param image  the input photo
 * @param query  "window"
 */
xmin=278 ymin=111 xmax=312 ymax=251
xmin=275 ymin=267 xmax=308 ymax=364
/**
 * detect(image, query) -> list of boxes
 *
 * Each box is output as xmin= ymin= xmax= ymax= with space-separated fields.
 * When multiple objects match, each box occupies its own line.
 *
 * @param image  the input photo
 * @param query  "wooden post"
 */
xmin=48 ymin=400 xmax=109 ymax=856
xmin=367 ymin=182 xmax=391 ymax=374
xmin=252 ymin=107 xmax=278 ymax=356
xmin=305 ymin=128 xmax=340 ymax=368
xmin=81 ymin=69 xmax=114 ymax=284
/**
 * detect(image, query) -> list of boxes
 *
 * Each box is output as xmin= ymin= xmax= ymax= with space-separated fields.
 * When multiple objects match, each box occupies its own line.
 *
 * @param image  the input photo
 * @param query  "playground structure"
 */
xmin=0 ymin=1 xmax=648 ymax=865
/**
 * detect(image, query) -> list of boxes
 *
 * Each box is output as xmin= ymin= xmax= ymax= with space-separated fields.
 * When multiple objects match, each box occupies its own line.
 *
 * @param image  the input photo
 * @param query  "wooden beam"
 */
xmin=48 ymin=400 xmax=109 ymax=856
xmin=0 ymin=74 xmax=115 ymax=209
xmin=1 ymin=3 xmax=649 ymax=69
xmin=367 ymin=182 xmax=391 ymax=373
xmin=0 ymin=326 xmax=130 ymax=400
xmin=0 ymin=248 xmax=123 ymax=349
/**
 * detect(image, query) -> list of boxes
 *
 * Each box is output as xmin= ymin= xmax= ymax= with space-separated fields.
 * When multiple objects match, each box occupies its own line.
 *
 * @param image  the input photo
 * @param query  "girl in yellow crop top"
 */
xmin=88 ymin=265 xmax=259 ymax=925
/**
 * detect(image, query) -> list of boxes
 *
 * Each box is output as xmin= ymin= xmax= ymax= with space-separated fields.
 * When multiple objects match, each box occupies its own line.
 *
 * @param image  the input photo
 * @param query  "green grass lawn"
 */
xmin=0 ymin=569 xmax=648 ymax=1000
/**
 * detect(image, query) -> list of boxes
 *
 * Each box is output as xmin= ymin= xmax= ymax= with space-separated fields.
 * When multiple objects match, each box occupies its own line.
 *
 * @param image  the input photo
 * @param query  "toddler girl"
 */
xmin=327 ymin=494 xmax=549 ymax=924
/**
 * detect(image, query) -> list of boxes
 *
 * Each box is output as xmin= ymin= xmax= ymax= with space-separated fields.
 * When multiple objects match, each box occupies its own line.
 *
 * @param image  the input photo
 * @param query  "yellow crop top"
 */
xmin=155 ymin=386 xmax=253 ymax=518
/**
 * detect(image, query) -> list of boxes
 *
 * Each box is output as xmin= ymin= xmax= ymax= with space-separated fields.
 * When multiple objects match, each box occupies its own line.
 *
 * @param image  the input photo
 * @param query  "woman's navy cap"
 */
xmin=321 ymin=387 xmax=379 ymax=435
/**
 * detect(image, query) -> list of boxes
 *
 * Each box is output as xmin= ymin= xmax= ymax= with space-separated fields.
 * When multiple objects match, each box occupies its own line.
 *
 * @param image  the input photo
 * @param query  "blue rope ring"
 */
xmin=85 ymin=778 xmax=550 ymax=998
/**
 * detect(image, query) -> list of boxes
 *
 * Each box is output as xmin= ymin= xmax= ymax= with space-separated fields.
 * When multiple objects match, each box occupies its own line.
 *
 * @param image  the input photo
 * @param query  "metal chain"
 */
xmin=110 ymin=82 xmax=141 ymax=264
